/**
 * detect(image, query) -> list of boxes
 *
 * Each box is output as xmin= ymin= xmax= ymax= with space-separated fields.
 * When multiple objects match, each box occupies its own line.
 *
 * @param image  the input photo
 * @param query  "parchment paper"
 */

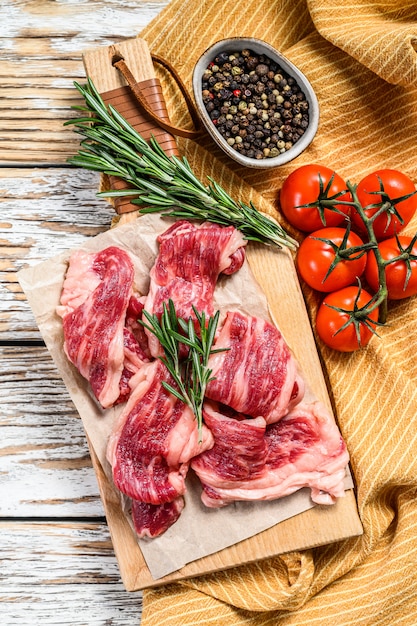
xmin=18 ymin=213 xmax=352 ymax=580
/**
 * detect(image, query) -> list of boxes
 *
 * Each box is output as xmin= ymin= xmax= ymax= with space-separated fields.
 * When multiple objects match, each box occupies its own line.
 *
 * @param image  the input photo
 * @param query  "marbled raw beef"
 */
xmin=143 ymin=220 xmax=246 ymax=356
xmin=107 ymin=360 xmax=214 ymax=509
xmin=192 ymin=401 xmax=349 ymax=508
xmin=130 ymin=497 xmax=185 ymax=539
xmin=206 ymin=311 xmax=305 ymax=423
xmin=57 ymin=246 xmax=149 ymax=408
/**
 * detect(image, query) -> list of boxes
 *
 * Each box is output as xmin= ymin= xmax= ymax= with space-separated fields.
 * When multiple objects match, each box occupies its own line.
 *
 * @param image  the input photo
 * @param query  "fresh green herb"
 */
xmin=64 ymin=78 xmax=298 ymax=250
xmin=140 ymin=300 xmax=224 ymax=442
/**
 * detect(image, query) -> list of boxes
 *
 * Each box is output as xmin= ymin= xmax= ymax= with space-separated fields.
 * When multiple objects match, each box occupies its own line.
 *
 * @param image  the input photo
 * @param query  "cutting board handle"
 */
xmin=113 ymin=53 xmax=203 ymax=141
xmin=83 ymin=38 xmax=203 ymax=215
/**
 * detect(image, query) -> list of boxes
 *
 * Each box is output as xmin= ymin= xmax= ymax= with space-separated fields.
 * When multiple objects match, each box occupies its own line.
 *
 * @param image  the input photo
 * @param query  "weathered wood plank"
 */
xmin=0 ymin=1 xmax=163 ymax=621
xmin=1 ymin=60 xmax=85 ymax=80
xmin=0 ymin=345 xmax=104 ymax=517
xmin=0 ymin=0 xmax=170 ymax=163
xmin=0 ymin=521 xmax=142 ymax=625
xmin=2 ymin=0 xmax=167 ymax=40
xmin=1 ymin=167 xmax=111 ymax=340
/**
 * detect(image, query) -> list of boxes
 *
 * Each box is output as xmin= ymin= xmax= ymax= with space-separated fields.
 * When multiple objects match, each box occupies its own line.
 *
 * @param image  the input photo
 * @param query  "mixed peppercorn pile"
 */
xmin=201 ymin=48 xmax=310 ymax=160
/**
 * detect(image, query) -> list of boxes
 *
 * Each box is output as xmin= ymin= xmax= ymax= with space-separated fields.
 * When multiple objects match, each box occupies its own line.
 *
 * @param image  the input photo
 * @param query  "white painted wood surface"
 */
xmin=0 ymin=345 xmax=104 ymax=518
xmin=1 ymin=1 xmax=169 ymax=623
xmin=1 ymin=168 xmax=111 ymax=340
xmin=1 ymin=522 xmax=142 ymax=624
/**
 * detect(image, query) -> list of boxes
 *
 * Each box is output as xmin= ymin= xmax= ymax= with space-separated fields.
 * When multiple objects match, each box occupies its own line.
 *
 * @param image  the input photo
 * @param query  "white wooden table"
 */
xmin=1 ymin=1 xmax=169 ymax=623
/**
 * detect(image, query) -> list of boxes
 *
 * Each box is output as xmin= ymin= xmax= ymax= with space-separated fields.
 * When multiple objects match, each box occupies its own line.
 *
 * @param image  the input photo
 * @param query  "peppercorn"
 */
xmin=246 ymin=56 xmax=259 ymax=70
xmin=201 ymin=47 xmax=310 ymax=159
xmin=256 ymin=63 xmax=269 ymax=76
xmin=215 ymin=52 xmax=229 ymax=64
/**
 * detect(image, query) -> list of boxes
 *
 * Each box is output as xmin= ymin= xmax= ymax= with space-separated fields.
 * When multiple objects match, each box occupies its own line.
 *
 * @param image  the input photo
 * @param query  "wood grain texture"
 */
xmin=0 ymin=522 xmax=142 ymax=625
xmin=0 ymin=0 xmax=169 ymax=163
xmin=1 ymin=167 xmax=112 ymax=340
xmin=1 ymin=1 xmax=169 ymax=623
xmin=83 ymin=38 xmax=156 ymax=92
xmin=0 ymin=345 xmax=104 ymax=517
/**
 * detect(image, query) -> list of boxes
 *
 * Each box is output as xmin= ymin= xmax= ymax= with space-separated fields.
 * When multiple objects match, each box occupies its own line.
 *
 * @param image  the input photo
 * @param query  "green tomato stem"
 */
xmin=346 ymin=181 xmax=388 ymax=324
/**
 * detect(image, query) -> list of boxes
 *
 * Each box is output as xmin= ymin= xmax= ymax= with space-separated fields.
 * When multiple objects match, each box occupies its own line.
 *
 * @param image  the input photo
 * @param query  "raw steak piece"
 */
xmin=206 ymin=311 xmax=305 ymax=423
xmin=144 ymin=220 xmax=246 ymax=356
xmin=57 ymin=246 xmax=149 ymax=408
xmin=131 ymin=497 xmax=185 ymax=539
xmin=192 ymin=401 xmax=349 ymax=508
xmin=191 ymin=402 xmax=268 ymax=482
xmin=125 ymin=295 xmax=152 ymax=361
xmin=107 ymin=360 xmax=214 ymax=505
xmin=116 ymin=296 xmax=153 ymax=405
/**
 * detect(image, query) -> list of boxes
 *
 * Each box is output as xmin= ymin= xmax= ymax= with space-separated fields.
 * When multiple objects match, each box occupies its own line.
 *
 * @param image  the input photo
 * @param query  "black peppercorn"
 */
xmin=201 ymin=47 xmax=310 ymax=159
xmin=215 ymin=52 xmax=229 ymax=64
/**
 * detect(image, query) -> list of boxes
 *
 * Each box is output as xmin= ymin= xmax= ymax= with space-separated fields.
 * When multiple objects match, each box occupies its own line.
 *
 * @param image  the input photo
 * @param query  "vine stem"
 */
xmin=344 ymin=182 xmax=388 ymax=323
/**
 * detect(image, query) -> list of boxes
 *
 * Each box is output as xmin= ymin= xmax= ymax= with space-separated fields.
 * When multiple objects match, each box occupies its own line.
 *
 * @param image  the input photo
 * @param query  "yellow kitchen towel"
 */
xmin=137 ymin=0 xmax=417 ymax=623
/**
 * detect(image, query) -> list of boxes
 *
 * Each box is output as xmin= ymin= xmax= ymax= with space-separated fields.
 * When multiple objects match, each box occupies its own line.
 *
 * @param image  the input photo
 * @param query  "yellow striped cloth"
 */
xmin=138 ymin=1 xmax=417 ymax=623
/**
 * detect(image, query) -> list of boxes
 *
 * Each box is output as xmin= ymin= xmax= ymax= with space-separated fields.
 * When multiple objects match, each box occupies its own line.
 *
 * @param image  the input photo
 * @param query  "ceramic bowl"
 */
xmin=192 ymin=38 xmax=319 ymax=169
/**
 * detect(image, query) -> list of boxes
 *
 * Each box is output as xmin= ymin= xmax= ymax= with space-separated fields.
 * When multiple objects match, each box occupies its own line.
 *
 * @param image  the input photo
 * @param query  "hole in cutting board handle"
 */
xmin=111 ymin=53 xmax=124 ymax=66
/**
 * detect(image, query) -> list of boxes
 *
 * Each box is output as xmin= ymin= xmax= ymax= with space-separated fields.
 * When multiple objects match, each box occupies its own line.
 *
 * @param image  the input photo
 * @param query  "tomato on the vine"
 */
xmin=352 ymin=169 xmax=417 ymax=240
xmin=365 ymin=235 xmax=417 ymax=300
xmin=315 ymin=286 xmax=379 ymax=352
xmin=279 ymin=164 xmax=351 ymax=232
xmin=297 ymin=227 xmax=367 ymax=292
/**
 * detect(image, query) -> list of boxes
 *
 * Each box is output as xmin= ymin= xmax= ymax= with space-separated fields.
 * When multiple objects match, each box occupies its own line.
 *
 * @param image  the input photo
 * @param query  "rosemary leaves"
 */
xmin=140 ymin=300 xmax=225 ymax=441
xmin=64 ymin=78 xmax=297 ymax=250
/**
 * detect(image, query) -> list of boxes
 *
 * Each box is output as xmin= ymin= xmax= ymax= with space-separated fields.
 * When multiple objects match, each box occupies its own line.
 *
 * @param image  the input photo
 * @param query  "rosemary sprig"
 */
xmin=140 ymin=300 xmax=224 ymax=442
xmin=64 ymin=78 xmax=297 ymax=250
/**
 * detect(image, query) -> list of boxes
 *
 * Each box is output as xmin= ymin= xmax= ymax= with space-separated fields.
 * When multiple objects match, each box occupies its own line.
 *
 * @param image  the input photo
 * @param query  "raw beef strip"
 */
xmin=143 ymin=220 xmax=246 ymax=356
xmin=206 ymin=311 xmax=304 ymax=423
xmin=107 ymin=360 xmax=214 ymax=505
xmin=131 ymin=497 xmax=185 ymax=539
xmin=192 ymin=401 xmax=349 ymax=508
xmin=191 ymin=402 xmax=268 ymax=483
xmin=116 ymin=296 xmax=153 ymax=405
xmin=57 ymin=246 xmax=149 ymax=408
xmin=125 ymin=295 xmax=151 ymax=360
xmin=115 ymin=327 xmax=149 ymax=405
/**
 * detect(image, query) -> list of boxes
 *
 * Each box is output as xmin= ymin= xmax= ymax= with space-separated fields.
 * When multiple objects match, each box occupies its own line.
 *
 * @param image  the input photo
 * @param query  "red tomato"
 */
xmin=352 ymin=169 xmax=417 ymax=240
xmin=316 ymin=286 xmax=379 ymax=352
xmin=365 ymin=236 xmax=417 ymax=300
xmin=279 ymin=164 xmax=351 ymax=232
xmin=297 ymin=227 xmax=367 ymax=292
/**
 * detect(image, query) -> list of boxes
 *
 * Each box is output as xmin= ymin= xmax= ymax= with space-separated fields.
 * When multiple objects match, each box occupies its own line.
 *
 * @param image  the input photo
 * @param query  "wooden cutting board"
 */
xmin=81 ymin=38 xmax=363 ymax=592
